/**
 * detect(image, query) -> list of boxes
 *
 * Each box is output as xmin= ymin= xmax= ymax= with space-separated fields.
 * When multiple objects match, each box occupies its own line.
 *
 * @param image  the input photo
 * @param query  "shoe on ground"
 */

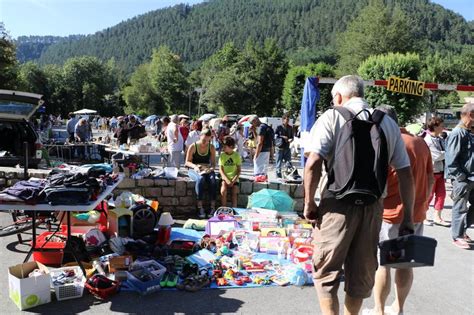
xmin=160 ymin=272 xmax=170 ymax=288
xmin=198 ymin=208 xmax=206 ymax=219
xmin=384 ymin=306 xmax=404 ymax=315
xmin=254 ymin=175 xmax=263 ymax=182
xmin=453 ymin=238 xmax=471 ymax=249
xmin=433 ymin=219 xmax=450 ymax=227
xmin=464 ymin=234 xmax=473 ymax=243
xmin=166 ymin=273 xmax=179 ymax=288
xmin=254 ymin=175 xmax=268 ymax=183
xmin=423 ymin=219 xmax=433 ymax=226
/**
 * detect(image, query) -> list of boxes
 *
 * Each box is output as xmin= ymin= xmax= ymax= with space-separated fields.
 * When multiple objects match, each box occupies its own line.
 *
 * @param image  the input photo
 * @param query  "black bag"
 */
xmin=62 ymin=235 xmax=91 ymax=264
xmin=325 ymin=107 xmax=388 ymax=206
xmin=379 ymin=235 xmax=437 ymax=268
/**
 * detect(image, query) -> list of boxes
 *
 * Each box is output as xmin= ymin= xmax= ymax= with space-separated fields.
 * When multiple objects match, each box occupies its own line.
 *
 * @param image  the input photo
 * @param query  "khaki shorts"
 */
xmin=312 ymin=195 xmax=383 ymax=299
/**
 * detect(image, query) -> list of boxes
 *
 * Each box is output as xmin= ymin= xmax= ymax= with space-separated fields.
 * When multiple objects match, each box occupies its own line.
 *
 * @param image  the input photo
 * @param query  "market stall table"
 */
xmin=0 ymin=175 xmax=123 ymax=275
xmin=104 ymin=147 xmax=169 ymax=167
xmin=43 ymin=142 xmax=103 ymax=162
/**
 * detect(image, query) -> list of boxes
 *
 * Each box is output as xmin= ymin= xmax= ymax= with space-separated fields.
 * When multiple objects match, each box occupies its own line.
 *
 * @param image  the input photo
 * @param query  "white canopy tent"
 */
xmin=73 ymin=108 xmax=97 ymax=115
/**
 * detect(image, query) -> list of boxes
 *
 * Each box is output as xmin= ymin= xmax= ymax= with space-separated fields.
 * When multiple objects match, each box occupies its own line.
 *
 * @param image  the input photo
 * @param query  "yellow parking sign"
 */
xmin=387 ymin=76 xmax=425 ymax=96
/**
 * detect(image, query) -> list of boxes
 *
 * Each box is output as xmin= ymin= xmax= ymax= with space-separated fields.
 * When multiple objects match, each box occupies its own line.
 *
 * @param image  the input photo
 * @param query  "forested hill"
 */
xmin=23 ymin=0 xmax=472 ymax=74
xmin=15 ymin=35 xmax=84 ymax=63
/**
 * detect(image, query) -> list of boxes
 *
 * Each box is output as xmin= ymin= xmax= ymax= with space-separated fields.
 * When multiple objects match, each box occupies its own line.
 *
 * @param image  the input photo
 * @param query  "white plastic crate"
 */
xmin=50 ymin=266 xmax=85 ymax=301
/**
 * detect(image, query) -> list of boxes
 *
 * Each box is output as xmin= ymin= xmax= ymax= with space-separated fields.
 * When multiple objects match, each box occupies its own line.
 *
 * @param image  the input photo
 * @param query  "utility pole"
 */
xmin=188 ymin=90 xmax=192 ymax=118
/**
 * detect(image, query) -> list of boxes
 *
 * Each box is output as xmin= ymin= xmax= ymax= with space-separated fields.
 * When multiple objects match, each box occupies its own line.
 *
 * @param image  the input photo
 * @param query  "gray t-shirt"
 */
xmin=304 ymin=97 xmax=410 ymax=197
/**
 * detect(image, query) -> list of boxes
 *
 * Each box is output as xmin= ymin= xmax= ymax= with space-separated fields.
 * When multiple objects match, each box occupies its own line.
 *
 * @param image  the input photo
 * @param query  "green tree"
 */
xmin=419 ymin=49 xmax=474 ymax=111
xmin=61 ymin=56 xmax=115 ymax=112
xmin=148 ymin=46 xmax=189 ymax=114
xmin=282 ymin=62 xmax=335 ymax=116
xmin=123 ymin=63 xmax=163 ymax=116
xmin=17 ymin=62 xmax=49 ymax=94
xmin=0 ymin=23 xmax=17 ymax=89
xmin=358 ymin=52 xmax=424 ymax=124
xmin=336 ymin=0 xmax=415 ymax=75
xmin=43 ymin=64 xmax=68 ymax=114
xmin=200 ymin=39 xmax=288 ymax=116
xmin=239 ymin=39 xmax=288 ymax=116
xmin=201 ymin=68 xmax=249 ymax=116
xmin=123 ymin=46 xmax=189 ymax=116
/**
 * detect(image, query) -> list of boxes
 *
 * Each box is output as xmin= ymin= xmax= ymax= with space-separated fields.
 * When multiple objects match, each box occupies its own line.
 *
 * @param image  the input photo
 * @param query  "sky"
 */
xmin=0 ymin=0 xmax=472 ymax=38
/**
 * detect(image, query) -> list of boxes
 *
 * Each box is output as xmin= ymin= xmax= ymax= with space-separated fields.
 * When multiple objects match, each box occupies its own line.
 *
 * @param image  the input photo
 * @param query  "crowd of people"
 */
xmin=61 ymin=111 xmax=298 ymax=217
xmin=154 ymin=113 xmax=297 ymax=218
xmin=24 ymin=75 xmax=473 ymax=314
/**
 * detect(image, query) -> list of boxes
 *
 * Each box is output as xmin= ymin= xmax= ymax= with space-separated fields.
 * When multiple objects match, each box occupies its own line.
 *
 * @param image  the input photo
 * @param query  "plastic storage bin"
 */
xmin=32 ymin=231 xmax=67 ymax=266
xmin=50 ymin=266 xmax=85 ymax=301
xmin=131 ymin=260 xmax=166 ymax=281
xmin=123 ymin=269 xmax=161 ymax=295
xmin=379 ymin=234 xmax=437 ymax=268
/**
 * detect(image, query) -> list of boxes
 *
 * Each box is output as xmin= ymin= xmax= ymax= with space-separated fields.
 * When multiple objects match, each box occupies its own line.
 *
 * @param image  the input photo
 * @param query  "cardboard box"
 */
xmin=8 ymin=261 xmax=51 ymax=310
xmin=109 ymin=255 xmax=133 ymax=273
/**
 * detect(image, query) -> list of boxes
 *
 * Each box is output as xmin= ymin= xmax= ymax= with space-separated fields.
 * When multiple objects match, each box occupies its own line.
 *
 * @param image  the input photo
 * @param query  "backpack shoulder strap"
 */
xmin=372 ymin=109 xmax=385 ymax=125
xmin=333 ymin=106 xmax=355 ymax=121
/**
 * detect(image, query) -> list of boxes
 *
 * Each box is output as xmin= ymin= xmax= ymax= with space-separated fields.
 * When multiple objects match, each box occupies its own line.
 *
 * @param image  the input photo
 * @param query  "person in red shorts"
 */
xmin=424 ymin=117 xmax=450 ymax=226
xmin=367 ymin=105 xmax=434 ymax=315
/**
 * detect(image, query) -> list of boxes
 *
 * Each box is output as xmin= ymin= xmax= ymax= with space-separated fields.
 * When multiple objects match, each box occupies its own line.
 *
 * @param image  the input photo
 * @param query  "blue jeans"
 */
xmin=276 ymin=148 xmax=292 ymax=174
xmin=188 ymin=170 xmax=217 ymax=201
xmin=450 ymin=180 xmax=474 ymax=239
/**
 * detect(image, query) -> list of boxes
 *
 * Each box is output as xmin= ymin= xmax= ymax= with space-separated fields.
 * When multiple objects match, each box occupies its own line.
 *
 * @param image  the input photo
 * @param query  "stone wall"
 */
xmin=114 ymin=176 xmax=304 ymax=217
xmin=0 ymin=167 xmax=304 ymax=218
xmin=0 ymin=167 xmax=51 ymax=188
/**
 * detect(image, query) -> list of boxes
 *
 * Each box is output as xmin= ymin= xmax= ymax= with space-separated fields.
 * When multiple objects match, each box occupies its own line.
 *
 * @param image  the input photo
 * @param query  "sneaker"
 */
xmin=464 ymin=234 xmax=474 ymax=243
xmin=453 ymin=238 xmax=471 ymax=249
xmin=423 ymin=219 xmax=433 ymax=226
xmin=384 ymin=306 xmax=404 ymax=315
xmin=255 ymin=175 xmax=268 ymax=183
xmin=433 ymin=219 xmax=450 ymax=227
xmin=198 ymin=208 xmax=206 ymax=219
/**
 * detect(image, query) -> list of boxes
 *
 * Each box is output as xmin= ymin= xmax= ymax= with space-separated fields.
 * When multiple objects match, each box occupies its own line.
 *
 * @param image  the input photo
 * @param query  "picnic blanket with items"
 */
xmin=7 ymin=192 xmax=315 ymax=310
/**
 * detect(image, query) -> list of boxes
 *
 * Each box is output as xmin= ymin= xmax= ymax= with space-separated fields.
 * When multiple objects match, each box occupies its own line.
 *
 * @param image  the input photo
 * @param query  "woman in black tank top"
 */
xmin=185 ymin=128 xmax=217 ymax=218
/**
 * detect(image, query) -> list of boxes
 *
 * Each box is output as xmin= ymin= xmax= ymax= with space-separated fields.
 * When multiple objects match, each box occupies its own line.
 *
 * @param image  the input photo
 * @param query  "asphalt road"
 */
xmin=0 ymin=178 xmax=473 ymax=314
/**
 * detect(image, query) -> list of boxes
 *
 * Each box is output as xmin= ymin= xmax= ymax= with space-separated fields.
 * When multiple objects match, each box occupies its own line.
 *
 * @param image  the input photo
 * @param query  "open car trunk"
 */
xmin=0 ymin=120 xmax=40 ymax=167
xmin=0 ymin=90 xmax=44 ymax=168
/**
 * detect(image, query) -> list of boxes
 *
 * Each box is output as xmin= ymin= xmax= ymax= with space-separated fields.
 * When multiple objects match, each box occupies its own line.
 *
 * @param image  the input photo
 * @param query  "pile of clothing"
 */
xmin=0 ymin=164 xmax=117 ymax=205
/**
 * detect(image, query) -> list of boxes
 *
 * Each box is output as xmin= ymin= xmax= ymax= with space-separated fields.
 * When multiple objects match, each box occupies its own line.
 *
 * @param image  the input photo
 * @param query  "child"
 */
xmin=219 ymin=136 xmax=242 ymax=208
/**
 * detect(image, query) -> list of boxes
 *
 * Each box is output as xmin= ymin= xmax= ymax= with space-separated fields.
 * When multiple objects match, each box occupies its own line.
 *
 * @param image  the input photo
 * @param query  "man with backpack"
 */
xmin=303 ymin=75 xmax=415 ymax=315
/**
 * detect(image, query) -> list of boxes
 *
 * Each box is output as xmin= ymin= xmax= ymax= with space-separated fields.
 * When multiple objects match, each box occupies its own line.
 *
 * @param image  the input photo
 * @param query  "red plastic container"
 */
xmin=85 ymin=276 xmax=120 ymax=299
xmin=32 ymin=231 xmax=67 ymax=266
